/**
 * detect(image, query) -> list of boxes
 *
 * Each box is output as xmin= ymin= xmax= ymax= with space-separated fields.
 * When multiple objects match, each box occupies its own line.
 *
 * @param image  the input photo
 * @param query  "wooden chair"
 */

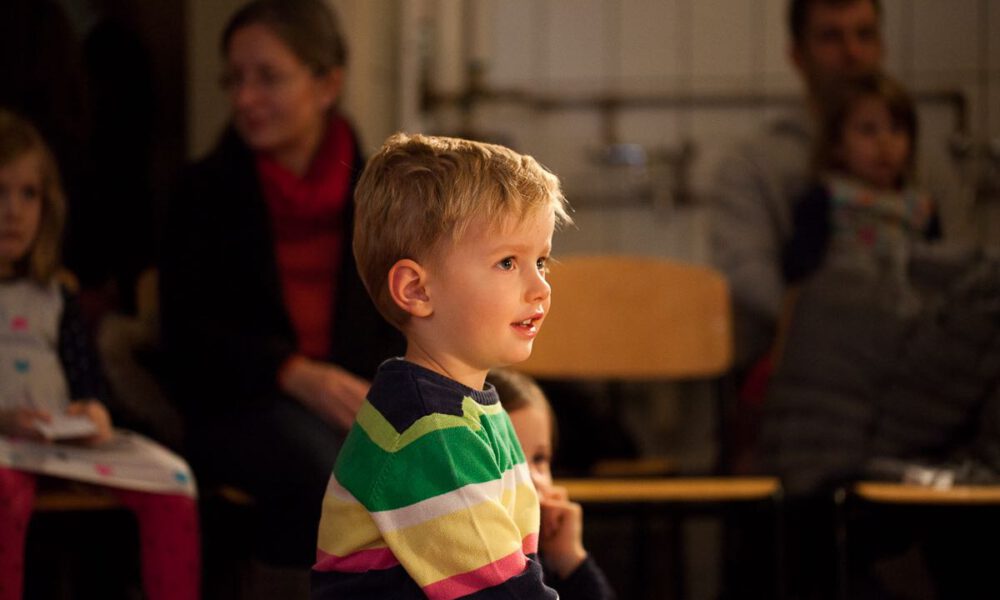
xmin=519 ymin=255 xmax=732 ymax=380
xmin=33 ymin=482 xmax=123 ymax=512
xmin=518 ymin=254 xmax=759 ymax=477
xmin=515 ymin=255 xmax=783 ymax=599
xmin=835 ymin=481 xmax=1000 ymax=599
xmin=854 ymin=481 xmax=1000 ymax=505
xmin=520 ymin=254 xmax=734 ymax=476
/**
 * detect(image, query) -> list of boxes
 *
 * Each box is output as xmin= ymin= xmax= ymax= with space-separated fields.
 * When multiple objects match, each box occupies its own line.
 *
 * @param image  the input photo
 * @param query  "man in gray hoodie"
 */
xmin=710 ymin=0 xmax=883 ymax=370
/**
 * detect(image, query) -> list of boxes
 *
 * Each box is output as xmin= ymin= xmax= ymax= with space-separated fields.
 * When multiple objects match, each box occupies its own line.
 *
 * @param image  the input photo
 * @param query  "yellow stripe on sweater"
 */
xmin=370 ymin=463 xmax=532 ymax=533
xmin=355 ymin=396 xmax=506 ymax=453
xmin=381 ymin=482 xmax=540 ymax=586
xmin=316 ymin=483 xmax=386 ymax=557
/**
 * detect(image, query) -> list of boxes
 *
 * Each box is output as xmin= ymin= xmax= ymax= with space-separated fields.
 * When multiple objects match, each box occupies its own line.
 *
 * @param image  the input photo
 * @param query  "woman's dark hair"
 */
xmin=813 ymin=70 xmax=918 ymax=183
xmin=222 ymin=0 xmax=347 ymax=74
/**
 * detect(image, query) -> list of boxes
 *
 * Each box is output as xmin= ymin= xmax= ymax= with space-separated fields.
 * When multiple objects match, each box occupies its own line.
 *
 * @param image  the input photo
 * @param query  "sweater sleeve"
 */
xmin=710 ymin=145 xmax=788 ymax=323
xmin=159 ymin=147 xmax=297 ymax=409
xmin=57 ymin=288 xmax=107 ymax=402
xmin=782 ymin=183 xmax=831 ymax=284
xmin=546 ymin=556 xmax=617 ymax=600
xmin=923 ymin=201 xmax=943 ymax=242
xmin=328 ymin=401 xmax=557 ymax=599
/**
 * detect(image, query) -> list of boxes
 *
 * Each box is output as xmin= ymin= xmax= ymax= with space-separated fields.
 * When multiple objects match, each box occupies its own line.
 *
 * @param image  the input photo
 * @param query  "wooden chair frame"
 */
xmin=514 ymin=255 xmax=783 ymax=599
xmin=835 ymin=481 xmax=1000 ymax=600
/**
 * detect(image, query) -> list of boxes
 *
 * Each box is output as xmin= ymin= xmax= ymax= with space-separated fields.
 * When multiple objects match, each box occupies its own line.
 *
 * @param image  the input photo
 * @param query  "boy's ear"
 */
xmin=388 ymin=259 xmax=433 ymax=318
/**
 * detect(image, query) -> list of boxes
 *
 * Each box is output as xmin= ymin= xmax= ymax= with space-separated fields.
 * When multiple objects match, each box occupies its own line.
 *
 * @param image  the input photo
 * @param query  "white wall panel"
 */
xmin=690 ymin=0 xmax=754 ymax=88
xmin=541 ymin=0 xmax=612 ymax=90
xmin=912 ymin=0 xmax=979 ymax=78
xmin=485 ymin=0 xmax=538 ymax=87
xmin=618 ymin=0 xmax=681 ymax=88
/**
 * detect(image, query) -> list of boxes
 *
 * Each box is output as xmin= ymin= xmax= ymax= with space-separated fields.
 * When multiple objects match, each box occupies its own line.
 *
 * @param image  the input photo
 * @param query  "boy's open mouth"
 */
xmin=512 ymin=313 xmax=544 ymax=333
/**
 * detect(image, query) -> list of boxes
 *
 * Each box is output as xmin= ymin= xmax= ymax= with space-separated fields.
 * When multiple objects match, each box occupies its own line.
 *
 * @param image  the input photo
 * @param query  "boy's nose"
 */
xmin=526 ymin=271 xmax=551 ymax=303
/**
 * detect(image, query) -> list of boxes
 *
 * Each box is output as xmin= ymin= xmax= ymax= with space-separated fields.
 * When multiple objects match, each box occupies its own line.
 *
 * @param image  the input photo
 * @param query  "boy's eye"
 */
xmin=498 ymin=257 xmax=515 ymax=271
xmin=536 ymin=257 xmax=549 ymax=275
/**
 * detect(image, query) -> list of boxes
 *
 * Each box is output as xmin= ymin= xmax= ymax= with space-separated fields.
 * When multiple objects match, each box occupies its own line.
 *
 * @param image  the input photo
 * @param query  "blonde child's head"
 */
xmin=0 ymin=109 xmax=66 ymax=283
xmin=353 ymin=133 xmax=572 ymax=329
xmin=488 ymin=368 xmax=558 ymax=493
xmin=813 ymin=70 xmax=917 ymax=190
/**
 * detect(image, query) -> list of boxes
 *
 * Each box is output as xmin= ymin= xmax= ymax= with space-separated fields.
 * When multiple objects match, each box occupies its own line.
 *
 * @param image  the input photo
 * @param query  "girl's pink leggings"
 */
xmin=0 ymin=467 xmax=200 ymax=600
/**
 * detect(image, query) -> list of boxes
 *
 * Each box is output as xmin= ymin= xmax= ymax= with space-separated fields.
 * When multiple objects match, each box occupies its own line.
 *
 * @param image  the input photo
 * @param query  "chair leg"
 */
xmin=771 ymin=490 xmax=787 ymax=600
xmin=834 ymin=487 xmax=849 ymax=600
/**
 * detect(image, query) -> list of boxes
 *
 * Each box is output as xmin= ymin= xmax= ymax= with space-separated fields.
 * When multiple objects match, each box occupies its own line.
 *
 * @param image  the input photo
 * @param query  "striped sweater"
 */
xmin=311 ymin=359 xmax=557 ymax=599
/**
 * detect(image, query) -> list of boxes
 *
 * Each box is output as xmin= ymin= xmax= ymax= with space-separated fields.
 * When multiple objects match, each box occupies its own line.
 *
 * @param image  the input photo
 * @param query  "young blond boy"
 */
xmin=311 ymin=133 xmax=571 ymax=599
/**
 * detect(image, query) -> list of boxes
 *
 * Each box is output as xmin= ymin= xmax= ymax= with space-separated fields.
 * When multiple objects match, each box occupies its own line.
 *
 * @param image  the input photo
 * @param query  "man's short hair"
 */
xmin=354 ymin=133 xmax=572 ymax=328
xmin=788 ymin=0 xmax=881 ymax=45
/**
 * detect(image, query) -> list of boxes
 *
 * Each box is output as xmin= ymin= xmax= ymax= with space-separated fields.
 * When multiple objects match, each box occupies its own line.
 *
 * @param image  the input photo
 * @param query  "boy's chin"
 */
xmin=500 ymin=348 xmax=534 ymax=367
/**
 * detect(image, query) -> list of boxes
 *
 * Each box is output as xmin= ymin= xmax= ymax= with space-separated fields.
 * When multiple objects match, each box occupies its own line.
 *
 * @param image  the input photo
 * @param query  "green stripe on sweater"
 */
xmin=335 ymin=409 xmax=523 ymax=511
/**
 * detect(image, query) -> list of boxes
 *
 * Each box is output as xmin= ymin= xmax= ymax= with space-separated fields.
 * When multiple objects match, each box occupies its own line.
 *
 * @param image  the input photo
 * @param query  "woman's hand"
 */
xmin=65 ymin=400 xmax=114 ymax=445
xmin=538 ymin=485 xmax=588 ymax=579
xmin=281 ymin=357 xmax=370 ymax=430
xmin=0 ymin=407 xmax=52 ymax=440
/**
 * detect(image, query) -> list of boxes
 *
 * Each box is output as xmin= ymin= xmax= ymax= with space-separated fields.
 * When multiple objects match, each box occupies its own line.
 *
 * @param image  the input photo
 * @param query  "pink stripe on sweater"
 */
xmin=521 ymin=532 xmax=539 ymax=555
xmin=422 ymin=537 xmax=539 ymax=600
xmin=314 ymin=547 xmax=400 ymax=573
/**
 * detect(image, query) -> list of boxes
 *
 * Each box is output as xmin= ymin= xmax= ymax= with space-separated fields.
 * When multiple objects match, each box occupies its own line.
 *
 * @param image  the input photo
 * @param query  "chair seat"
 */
xmin=556 ymin=476 xmax=780 ymax=503
xmin=214 ymin=484 xmax=256 ymax=506
xmin=34 ymin=484 xmax=122 ymax=512
xmin=590 ymin=456 xmax=677 ymax=478
xmin=854 ymin=481 xmax=1000 ymax=505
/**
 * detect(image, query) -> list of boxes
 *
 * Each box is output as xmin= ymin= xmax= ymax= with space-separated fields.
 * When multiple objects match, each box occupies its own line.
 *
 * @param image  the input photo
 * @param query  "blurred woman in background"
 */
xmin=160 ymin=0 xmax=401 ymax=578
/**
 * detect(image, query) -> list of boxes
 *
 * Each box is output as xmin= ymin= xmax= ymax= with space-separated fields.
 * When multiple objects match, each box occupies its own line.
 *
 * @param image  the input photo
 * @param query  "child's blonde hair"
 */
xmin=487 ymin=367 xmax=559 ymax=450
xmin=354 ymin=132 xmax=572 ymax=328
xmin=0 ymin=109 xmax=66 ymax=284
xmin=813 ymin=71 xmax=918 ymax=185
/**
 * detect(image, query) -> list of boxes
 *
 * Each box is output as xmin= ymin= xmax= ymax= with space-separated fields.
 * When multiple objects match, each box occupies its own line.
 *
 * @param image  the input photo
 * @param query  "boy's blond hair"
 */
xmin=354 ymin=132 xmax=572 ymax=328
xmin=0 ymin=109 xmax=66 ymax=284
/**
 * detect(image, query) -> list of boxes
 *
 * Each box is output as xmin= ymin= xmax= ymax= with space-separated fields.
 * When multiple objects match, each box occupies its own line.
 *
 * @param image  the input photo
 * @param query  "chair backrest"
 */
xmin=517 ymin=255 xmax=733 ymax=380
